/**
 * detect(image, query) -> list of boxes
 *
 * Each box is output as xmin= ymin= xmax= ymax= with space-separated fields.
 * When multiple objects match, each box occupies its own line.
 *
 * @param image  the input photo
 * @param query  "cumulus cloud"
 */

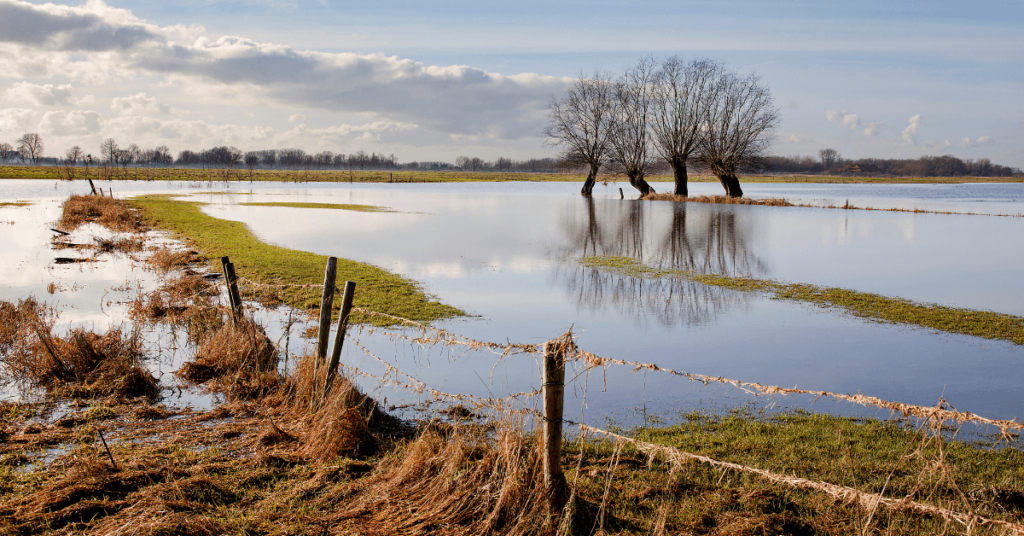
xmin=39 ymin=109 xmax=101 ymax=135
xmin=959 ymin=136 xmax=994 ymax=148
xmin=825 ymin=110 xmax=839 ymax=122
xmin=288 ymin=113 xmax=306 ymax=124
xmin=841 ymin=114 xmax=859 ymax=129
xmin=861 ymin=122 xmax=883 ymax=138
xmin=0 ymin=107 xmax=36 ymax=135
xmin=788 ymin=133 xmax=800 ymax=143
xmin=902 ymin=114 xmax=921 ymax=144
xmin=110 ymin=92 xmax=168 ymax=116
xmin=0 ymin=0 xmax=566 ymax=140
xmin=5 ymin=81 xmax=77 ymax=106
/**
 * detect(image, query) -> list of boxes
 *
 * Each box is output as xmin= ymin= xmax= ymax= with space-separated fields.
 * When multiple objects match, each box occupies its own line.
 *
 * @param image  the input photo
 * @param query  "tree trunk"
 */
xmin=716 ymin=173 xmax=743 ymax=198
xmin=581 ymin=163 xmax=599 ymax=196
xmin=671 ymin=157 xmax=688 ymax=197
xmin=628 ymin=171 xmax=654 ymax=196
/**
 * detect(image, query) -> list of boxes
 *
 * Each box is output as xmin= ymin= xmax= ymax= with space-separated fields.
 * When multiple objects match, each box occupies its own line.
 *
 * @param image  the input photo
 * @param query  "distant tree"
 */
xmin=100 ymin=138 xmax=118 ymax=165
xmin=61 ymin=146 xmax=83 ymax=180
xmin=697 ymin=71 xmax=780 ymax=197
xmin=260 ymin=150 xmax=277 ymax=168
xmin=455 ymin=156 xmax=471 ymax=170
xmin=544 ymin=71 xmax=616 ymax=195
xmin=153 ymin=145 xmax=172 ymax=165
xmin=650 ymin=57 xmax=722 ymax=196
xmin=17 ymin=133 xmax=43 ymax=163
xmin=0 ymin=142 xmax=13 ymax=161
xmin=244 ymin=151 xmax=260 ymax=181
xmin=608 ymin=57 xmax=659 ymax=196
xmin=818 ymin=148 xmax=840 ymax=170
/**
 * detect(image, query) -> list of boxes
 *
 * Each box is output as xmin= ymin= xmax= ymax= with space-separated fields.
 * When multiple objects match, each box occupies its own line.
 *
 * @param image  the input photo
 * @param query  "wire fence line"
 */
xmin=579 ymin=424 xmax=1024 ymax=535
xmin=226 ymin=269 xmax=1023 ymax=530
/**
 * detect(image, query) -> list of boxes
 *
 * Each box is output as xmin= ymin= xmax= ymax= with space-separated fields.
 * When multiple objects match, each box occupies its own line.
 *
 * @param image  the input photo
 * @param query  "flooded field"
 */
xmin=2 ymin=178 xmax=1023 ymax=428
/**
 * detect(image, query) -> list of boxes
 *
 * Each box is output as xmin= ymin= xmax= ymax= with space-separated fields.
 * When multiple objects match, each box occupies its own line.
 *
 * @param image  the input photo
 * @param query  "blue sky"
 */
xmin=1 ymin=0 xmax=1021 ymax=167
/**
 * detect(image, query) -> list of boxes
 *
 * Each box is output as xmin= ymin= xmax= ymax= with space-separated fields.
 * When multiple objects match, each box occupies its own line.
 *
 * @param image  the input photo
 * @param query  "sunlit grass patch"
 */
xmin=238 ymin=201 xmax=393 ymax=212
xmin=582 ymin=255 xmax=1024 ymax=345
xmin=128 ymin=194 xmax=463 ymax=325
xmin=0 ymin=201 xmax=32 ymax=207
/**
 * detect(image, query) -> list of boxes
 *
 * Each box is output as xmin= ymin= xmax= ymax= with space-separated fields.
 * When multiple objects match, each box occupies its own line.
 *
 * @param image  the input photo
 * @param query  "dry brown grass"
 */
xmin=130 ymin=272 xmax=224 ymax=345
xmin=642 ymin=193 xmax=794 ymax=206
xmin=0 ymin=299 xmax=158 ymax=400
xmin=176 ymin=318 xmax=280 ymax=399
xmin=148 ymin=246 xmax=202 ymax=273
xmin=58 ymin=195 xmax=144 ymax=233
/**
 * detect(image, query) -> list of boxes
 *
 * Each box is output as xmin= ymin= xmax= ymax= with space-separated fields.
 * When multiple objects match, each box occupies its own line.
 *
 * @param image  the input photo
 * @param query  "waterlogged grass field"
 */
xmin=582 ymin=255 xmax=1024 ymax=346
xmin=129 ymin=194 xmax=462 ymax=324
xmin=4 ymin=164 xmax=1024 ymax=184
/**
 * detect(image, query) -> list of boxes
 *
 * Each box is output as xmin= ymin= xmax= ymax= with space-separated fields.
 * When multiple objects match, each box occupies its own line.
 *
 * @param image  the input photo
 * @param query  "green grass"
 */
xmin=238 ymin=201 xmax=393 ymax=212
xmin=3 ymin=165 xmax=1022 ymax=184
xmin=128 ymin=194 xmax=463 ymax=325
xmin=0 ymin=201 xmax=32 ymax=207
xmin=582 ymin=255 xmax=1024 ymax=345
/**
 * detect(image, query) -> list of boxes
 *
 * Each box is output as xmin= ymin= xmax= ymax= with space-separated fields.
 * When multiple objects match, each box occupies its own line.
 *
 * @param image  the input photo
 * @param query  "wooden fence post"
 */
xmin=324 ymin=281 xmax=356 ymax=395
xmin=316 ymin=257 xmax=338 ymax=364
xmin=543 ymin=340 xmax=567 ymax=513
xmin=220 ymin=256 xmax=243 ymax=323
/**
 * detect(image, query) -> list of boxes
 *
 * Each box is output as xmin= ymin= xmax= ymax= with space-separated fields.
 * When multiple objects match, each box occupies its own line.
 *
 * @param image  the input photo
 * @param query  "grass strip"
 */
xmin=128 ymin=194 xmax=462 ymax=325
xmin=3 ymin=165 xmax=1022 ymax=184
xmin=0 ymin=201 xmax=32 ymax=207
xmin=582 ymin=255 xmax=1024 ymax=345
xmin=238 ymin=201 xmax=392 ymax=212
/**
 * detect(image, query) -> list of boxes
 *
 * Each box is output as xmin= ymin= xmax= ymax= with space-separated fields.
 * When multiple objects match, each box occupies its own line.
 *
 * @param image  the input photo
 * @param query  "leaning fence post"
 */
xmin=220 ymin=256 xmax=243 ymax=323
xmin=543 ymin=340 xmax=567 ymax=513
xmin=316 ymin=257 xmax=338 ymax=364
xmin=324 ymin=281 xmax=356 ymax=396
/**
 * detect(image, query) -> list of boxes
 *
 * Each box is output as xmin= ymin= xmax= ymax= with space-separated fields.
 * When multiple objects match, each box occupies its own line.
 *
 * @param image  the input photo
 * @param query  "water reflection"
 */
xmin=556 ymin=198 xmax=770 ymax=326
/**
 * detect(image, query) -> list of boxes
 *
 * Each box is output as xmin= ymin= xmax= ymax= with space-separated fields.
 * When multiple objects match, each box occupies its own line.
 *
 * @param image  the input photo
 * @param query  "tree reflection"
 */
xmin=555 ymin=197 xmax=770 ymax=326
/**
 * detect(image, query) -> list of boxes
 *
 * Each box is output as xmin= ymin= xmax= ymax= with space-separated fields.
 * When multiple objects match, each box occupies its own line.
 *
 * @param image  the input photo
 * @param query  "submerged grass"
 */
xmin=128 ymin=194 xmax=463 ymax=324
xmin=238 ymin=201 xmax=393 ymax=212
xmin=4 ymin=165 xmax=1023 ymax=184
xmin=582 ymin=255 xmax=1024 ymax=346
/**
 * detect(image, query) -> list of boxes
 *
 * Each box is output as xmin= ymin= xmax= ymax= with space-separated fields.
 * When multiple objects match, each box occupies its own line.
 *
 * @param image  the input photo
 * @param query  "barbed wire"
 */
xmin=580 ymin=424 xmax=1024 ymax=535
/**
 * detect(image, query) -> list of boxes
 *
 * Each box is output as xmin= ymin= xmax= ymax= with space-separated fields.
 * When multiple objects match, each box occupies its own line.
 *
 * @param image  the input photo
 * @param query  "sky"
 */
xmin=0 ymin=0 xmax=1022 ymax=167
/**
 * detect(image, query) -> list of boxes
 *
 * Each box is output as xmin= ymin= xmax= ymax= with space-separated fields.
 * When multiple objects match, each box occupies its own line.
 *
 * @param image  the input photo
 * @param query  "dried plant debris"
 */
xmin=58 ymin=195 xmax=144 ymax=234
xmin=0 ymin=298 xmax=158 ymax=401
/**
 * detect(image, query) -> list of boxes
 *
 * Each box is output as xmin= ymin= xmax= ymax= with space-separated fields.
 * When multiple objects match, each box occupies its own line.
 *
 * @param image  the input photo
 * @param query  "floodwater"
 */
xmin=2 ymin=179 xmax=1023 ymax=430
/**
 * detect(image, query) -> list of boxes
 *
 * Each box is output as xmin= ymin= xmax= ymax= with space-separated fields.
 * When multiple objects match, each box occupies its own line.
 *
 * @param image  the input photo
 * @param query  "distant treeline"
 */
xmin=764 ymin=154 xmax=1022 ymax=177
xmin=0 ymin=133 xmax=1020 ymax=177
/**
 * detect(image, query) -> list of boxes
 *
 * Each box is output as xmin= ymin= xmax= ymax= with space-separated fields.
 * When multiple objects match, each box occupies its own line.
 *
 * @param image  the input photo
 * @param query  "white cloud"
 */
xmin=788 ymin=133 xmax=800 ymax=143
xmin=5 ymin=81 xmax=76 ymax=106
xmin=39 ymin=109 xmax=101 ymax=135
xmin=902 ymin=114 xmax=921 ymax=144
xmin=0 ymin=0 xmax=566 ymax=140
xmin=0 ymin=108 xmax=36 ymax=135
xmin=841 ymin=114 xmax=858 ymax=129
xmin=288 ymin=113 xmax=306 ymax=124
xmin=959 ymin=135 xmax=994 ymax=148
xmin=110 ymin=93 xmax=168 ymax=116
xmin=825 ymin=110 xmax=838 ymax=122
xmin=861 ymin=122 xmax=883 ymax=138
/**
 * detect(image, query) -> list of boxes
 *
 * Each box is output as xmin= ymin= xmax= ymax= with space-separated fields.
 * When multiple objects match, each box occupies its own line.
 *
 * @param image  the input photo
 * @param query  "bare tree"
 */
xmin=818 ymin=148 xmax=840 ymax=170
xmin=61 ymin=146 xmax=83 ymax=180
xmin=650 ymin=57 xmax=722 ymax=196
xmin=0 ymin=142 xmax=13 ymax=161
xmin=260 ymin=150 xmax=277 ymax=168
xmin=17 ymin=133 xmax=43 ymax=163
xmin=244 ymin=151 xmax=260 ymax=181
xmin=100 ymin=138 xmax=118 ymax=165
xmin=698 ymin=71 xmax=779 ymax=197
xmin=608 ymin=57 xmax=658 ymax=196
xmin=544 ymin=71 xmax=616 ymax=196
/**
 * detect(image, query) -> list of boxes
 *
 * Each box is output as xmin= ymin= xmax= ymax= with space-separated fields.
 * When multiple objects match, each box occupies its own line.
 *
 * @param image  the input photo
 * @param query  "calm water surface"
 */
xmin=2 ymin=179 xmax=1023 ymax=427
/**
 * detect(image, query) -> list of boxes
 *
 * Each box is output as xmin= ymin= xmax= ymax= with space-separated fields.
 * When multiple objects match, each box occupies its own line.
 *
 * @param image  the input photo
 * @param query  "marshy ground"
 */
xmin=1 ymin=193 xmax=1023 ymax=535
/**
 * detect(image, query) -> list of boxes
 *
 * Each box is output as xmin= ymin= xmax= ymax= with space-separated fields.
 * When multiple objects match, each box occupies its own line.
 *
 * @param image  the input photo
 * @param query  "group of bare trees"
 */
xmin=546 ymin=57 xmax=780 ymax=198
xmin=0 ymin=133 xmax=46 ymax=164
